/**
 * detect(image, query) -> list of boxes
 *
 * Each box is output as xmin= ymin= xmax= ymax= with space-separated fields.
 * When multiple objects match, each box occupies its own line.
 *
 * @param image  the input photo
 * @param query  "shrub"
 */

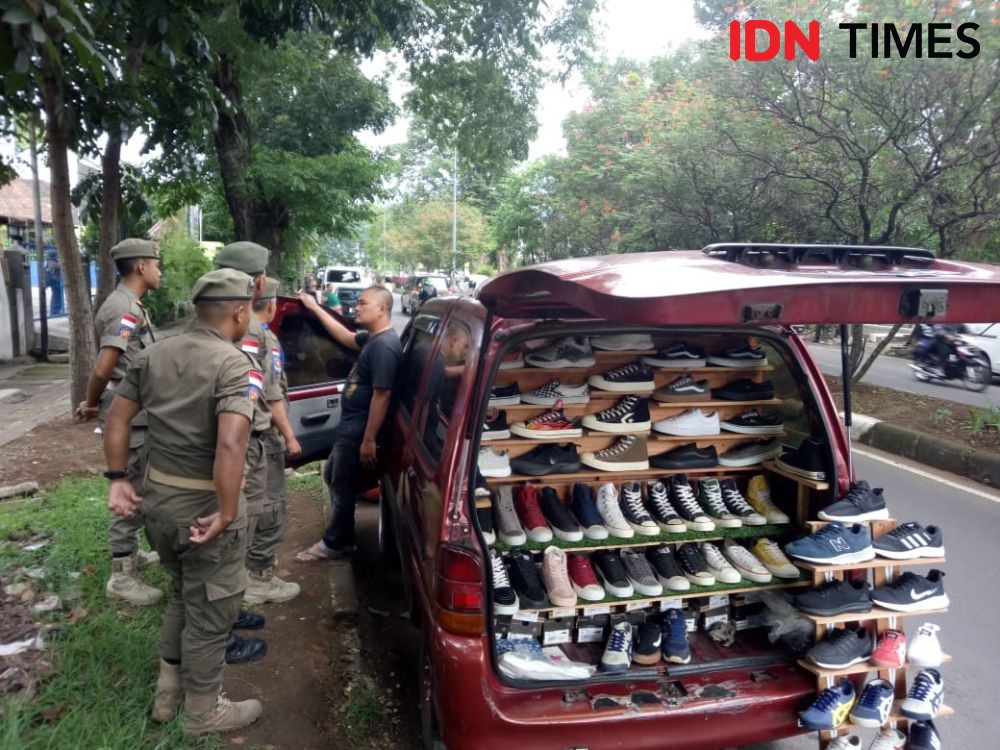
xmin=144 ymin=222 xmax=212 ymax=324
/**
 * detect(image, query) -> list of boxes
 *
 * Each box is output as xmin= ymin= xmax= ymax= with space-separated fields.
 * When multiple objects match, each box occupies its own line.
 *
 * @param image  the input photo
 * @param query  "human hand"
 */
xmin=108 ymin=481 xmax=142 ymax=518
xmin=189 ymin=513 xmax=229 ymax=545
xmin=75 ymin=401 xmax=99 ymax=422
xmin=360 ymin=438 xmax=378 ymax=470
xmin=297 ymin=291 xmax=320 ymax=312
xmin=286 ymin=437 xmax=302 ymax=459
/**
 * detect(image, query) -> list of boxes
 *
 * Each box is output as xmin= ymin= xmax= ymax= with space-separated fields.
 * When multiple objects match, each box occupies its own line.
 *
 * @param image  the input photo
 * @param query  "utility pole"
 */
xmin=451 ymin=149 xmax=458 ymax=285
xmin=382 ymin=211 xmax=387 ymax=270
xmin=29 ymin=118 xmax=48 ymax=361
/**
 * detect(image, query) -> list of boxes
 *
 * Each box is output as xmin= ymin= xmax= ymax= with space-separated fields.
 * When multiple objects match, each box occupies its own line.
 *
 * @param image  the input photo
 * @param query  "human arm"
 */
xmin=190 ymin=412 xmax=250 ymax=544
xmin=77 ymin=347 xmax=123 ymax=421
xmin=297 ymin=291 xmax=360 ymax=351
xmin=269 ymin=398 xmax=301 ymax=458
xmin=104 ymin=395 xmax=143 ymax=517
xmin=360 ymin=388 xmax=391 ymax=468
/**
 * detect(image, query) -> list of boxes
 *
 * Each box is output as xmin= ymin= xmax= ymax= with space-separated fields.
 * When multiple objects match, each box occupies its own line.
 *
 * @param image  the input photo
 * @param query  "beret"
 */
xmin=111 ymin=238 xmax=160 ymax=261
xmin=215 ymin=241 xmax=269 ymax=274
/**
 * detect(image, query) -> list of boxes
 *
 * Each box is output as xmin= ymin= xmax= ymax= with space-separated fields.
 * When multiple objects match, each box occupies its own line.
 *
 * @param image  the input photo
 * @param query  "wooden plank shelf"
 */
xmin=651 ymin=431 xmax=785 ymax=443
xmin=797 ymin=653 xmax=952 ymax=680
xmin=482 ymin=430 xmax=783 ymax=449
xmin=497 ymin=363 xmax=774 ymax=376
xmin=483 ymin=464 xmax=764 ymax=486
xmin=499 ymin=398 xmax=783 ymax=414
xmin=762 ymin=460 xmax=830 ymax=490
xmin=795 ymin=557 xmax=946 ymax=574
xmin=801 ymin=606 xmax=948 ymax=626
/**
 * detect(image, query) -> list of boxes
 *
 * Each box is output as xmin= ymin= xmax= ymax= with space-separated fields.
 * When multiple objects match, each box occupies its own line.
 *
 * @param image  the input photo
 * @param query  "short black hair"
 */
xmin=115 ymin=258 xmax=139 ymax=277
xmin=252 ymin=297 xmax=274 ymax=313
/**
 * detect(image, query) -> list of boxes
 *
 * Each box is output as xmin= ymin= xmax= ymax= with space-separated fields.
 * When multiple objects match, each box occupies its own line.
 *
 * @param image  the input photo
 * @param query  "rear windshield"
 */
xmin=326 ymin=269 xmax=362 ymax=284
xmin=421 ymin=277 xmax=449 ymax=291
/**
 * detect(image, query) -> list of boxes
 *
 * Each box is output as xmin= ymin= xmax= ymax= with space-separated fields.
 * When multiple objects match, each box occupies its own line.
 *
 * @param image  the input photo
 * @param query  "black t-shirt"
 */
xmin=338 ymin=328 xmax=403 ymax=443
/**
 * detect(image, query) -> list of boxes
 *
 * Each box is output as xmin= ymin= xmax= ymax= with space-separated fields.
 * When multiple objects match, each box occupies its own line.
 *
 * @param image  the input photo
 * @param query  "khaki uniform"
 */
xmin=117 ymin=325 xmax=258 ymax=695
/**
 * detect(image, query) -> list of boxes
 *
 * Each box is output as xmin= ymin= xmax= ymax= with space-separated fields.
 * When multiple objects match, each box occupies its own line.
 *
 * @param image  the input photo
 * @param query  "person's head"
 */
xmin=441 ymin=324 xmax=471 ymax=365
xmin=253 ymin=278 xmax=280 ymax=324
xmin=354 ymin=284 xmax=393 ymax=331
xmin=325 ymin=283 xmax=333 ymax=292
xmin=111 ymin=238 xmax=163 ymax=292
xmin=215 ymin=241 xmax=269 ymax=301
xmin=191 ymin=268 xmax=255 ymax=342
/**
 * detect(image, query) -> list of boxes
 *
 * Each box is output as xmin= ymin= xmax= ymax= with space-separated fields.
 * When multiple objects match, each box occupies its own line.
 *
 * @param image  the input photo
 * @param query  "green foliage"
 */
xmin=144 ymin=220 xmax=212 ymax=324
xmin=373 ymin=199 xmax=492 ymax=273
xmin=969 ymin=406 xmax=1000 ymax=436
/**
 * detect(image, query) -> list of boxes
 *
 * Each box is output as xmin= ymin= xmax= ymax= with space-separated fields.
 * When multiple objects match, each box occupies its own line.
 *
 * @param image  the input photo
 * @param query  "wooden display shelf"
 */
xmin=801 ymin=606 xmax=948 ymax=626
xmin=497 ymin=363 xmax=774 ymax=376
xmin=483 ymin=464 xmax=763 ymax=485
xmin=762 ymin=460 xmax=830 ymax=490
xmin=795 ymin=557 xmax=946 ymax=574
xmin=828 ymin=702 xmax=954 ymax=733
xmin=499 ymin=398 xmax=783 ymax=415
xmin=652 ymin=432 xmax=785 ymax=443
xmin=483 ymin=430 xmax=782 ymax=449
xmin=797 ymin=653 xmax=952 ymax=680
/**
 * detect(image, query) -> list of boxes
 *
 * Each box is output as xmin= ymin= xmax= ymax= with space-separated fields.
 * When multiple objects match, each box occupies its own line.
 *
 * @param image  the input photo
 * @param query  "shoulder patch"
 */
xmin=118 ymin=313 xmax=138 ymax=339
xmin=244 ymin=370 xmax=264 ymax=402
xmin=271 ymin=346 xmax=282 ymax=374
xmin=241 ymin=338 xmax=260 ymax=355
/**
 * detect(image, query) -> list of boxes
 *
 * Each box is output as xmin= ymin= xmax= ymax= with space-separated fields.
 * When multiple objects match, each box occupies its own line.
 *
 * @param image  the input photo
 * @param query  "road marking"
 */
xmin=852 ymin=446 xmax=1000 ymax=504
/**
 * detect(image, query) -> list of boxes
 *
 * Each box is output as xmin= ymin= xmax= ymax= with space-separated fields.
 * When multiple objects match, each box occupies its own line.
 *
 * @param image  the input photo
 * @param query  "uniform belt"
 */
xmin=148 ymin=466 xmax=216 ymax=491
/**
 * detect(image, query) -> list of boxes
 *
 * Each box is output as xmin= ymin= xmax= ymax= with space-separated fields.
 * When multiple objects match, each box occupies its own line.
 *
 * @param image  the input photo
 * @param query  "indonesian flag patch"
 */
xmin=244 ymin=370 xmax=264 ymax=402
xmin=271 ymin=346 xmax=282 ymax=374
xmin=118 ymin=313 xmax=138 ymax=339
xmin=241 ymin=338 xmax=260 ymax=355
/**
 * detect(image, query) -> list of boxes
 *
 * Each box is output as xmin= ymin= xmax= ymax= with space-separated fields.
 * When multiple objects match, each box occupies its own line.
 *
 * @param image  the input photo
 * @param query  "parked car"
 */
xmin=401 ymin=274 xmax=450 ymax=316
xmin=316 ymin=265 xmax=366 ymax=321
xmin=962 ymin=323 xmax=1000 ymax=379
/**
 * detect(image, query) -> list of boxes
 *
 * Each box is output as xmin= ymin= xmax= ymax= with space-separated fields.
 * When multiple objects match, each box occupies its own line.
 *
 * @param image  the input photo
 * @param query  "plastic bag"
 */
xmin=758 ymin=590 xmax=814 ymax=653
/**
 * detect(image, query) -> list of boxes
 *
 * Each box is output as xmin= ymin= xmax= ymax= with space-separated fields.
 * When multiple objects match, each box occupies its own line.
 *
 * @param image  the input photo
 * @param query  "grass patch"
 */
xmin=341 ymin=682 xmax=385 ymax=748
xmin=970 ymin=406 xmax=1000 ymax=436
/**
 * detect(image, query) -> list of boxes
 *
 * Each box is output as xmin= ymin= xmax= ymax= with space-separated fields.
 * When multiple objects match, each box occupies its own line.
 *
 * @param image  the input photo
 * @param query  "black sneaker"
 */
xmin=675 ymin=543 xmax=715 ymax=586
xmin=872 ymin=522 xmax=945 ymax=560
xmin=477 ymin=505 xmax=496 ymax=545
xmin=775 ymin=436 xmax=828 ymax=480
xmin=650 ymin=442 xmax=717 ymax=469
xmin=652 ymin=374 xmax=710 ymax=403
xmin=718 ymin=478 xmax=767 ymax=525
xmin=908 ymin=720 xmax=942 ymax=750
xmin=806 ymin=626 xmax=874 ymax=669
xmin=587 ymin=362 xmax=655 ymax=393
xmin=645 ymin=480 xmax=687 ymax=533
xmin=618 ymin=482 xmax=659 ymax=536
xmin=538 ymin=487 xmax=583 ymax=542
xmin=483 ymin=410 xmax=511 ymax=440
xmin=646 ymin=546 xmax=690 ymax=591
xmin=720 ymin=409 xmax=783 ymax=435
xmin=474 ymin=469 xmax=490 ymax=498
xmin=669 ymin=474 xmax=715 ymax=531
xmin=818 ymin=480 xmax=889 ymax=522
xmin=489 ymin=382 xmax=520 ymax=406
xmin=632 ymin=621 xmax=663 ymax=665
xmin=591 ymin=550 xmax=634 ymax=598
xmin=506 ymin=550 xmax=548 ymax=609
xmin=871 ymin=570 xmax=949 ymax=612
xmin=581 ymin=395 xmax=651 ymax=434
xmin=641 ymin=342 xmax=707 ymax=369
xmin=489 ymin=550 xmax=518 ymax=615
xmin=708 ymin=344 xmax=768 ymax=368
xmin=509 ymin=443 xmax=582 ymax=476
xmin=711 ymin=378 xmax=775 ymax=401
xmin=794 ymin=579 xmax=872 ymax=616
xmin=225 ymin=632 xmax=268 ymax=664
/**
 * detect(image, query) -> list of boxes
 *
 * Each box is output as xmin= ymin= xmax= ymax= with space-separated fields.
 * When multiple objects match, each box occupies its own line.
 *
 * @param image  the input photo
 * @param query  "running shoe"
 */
xmin=871 ymin=570 xmax=949 ymax=612
xmin=510 ymin=443 xmax=582 ymax=476
xmin=907 ymin=623 xmax=944 ymax=667
xmin=581 ymin=394 xmax=652 ymax=434
xmin=526 ymin=336 xmax=595 ymax=369
xmin=632 ymin=621 xmax=663 ymax=665
xmin=866 ymin=729 xmax=906 ymax=750
xmin=908 ymin=720 xmax=942 ymax=750
xmin=818 ymin=480 xmax=889 ymax=522
xmin=870 ymin=629 xmax=906 ymax=669
xmin=799 ymin=679 xmax=856 ymax=730
xmin=509 ymin=400 xmax=583 ymax=439
xmin=794 ymin=579 xmax=872 ymax=616
xmin=746 ymin=474 xmax=790 ymax=524
xmin=807 ymin=626 xmax=873 ymax=669
xmin=662 ymin=608 xmax=692 ymax=663
xmin=600 ymin=621 xmax=633 ymax=673
xmin=901 ymin=668 xmax=944 ymax=721
xmin=785 ymin=522 xmax=875 ymax=565
xmin=849 ymin=678 xmax=895 ymax=728
xmin=872 ymin=522 xmax=945 ymax=560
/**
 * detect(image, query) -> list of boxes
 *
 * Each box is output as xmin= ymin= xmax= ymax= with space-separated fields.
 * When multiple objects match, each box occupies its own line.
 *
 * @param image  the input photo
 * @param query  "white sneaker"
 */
xmin=700 ymin=542 xmax=741 ymax=584
xmin=600 ymin=622 xmax=633 ymax=673
xmin=520 ymin=379 xmax=590 ymax=406
xmin=722 ymin=540 xmax=772 ymax=583
xmin=493 ymin=486 xmax=527 ymax=546
xmin=828 ymin=736 xmax=862 ymax=750
xmin=595 ymin=483 xmax=634 ymax=538
xmin=525 ymin=337 xmax=596 ymax=368
xmin=478 ymin=447 xmax=511 ymax=478
xmin=907 ymin=623 xmax=944 ymax=667
xmin=900 ymin=668 xmax=944 ymax=721
xmin=653 ymin=409 xmax=720 ymax=437
xmin=591 ymin=333 xmax=654 ymax=351
xmin=867 ymin=728 xmax=906 ymax=750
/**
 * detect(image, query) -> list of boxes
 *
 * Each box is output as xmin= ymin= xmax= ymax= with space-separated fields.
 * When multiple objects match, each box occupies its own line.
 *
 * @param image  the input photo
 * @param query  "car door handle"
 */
xmin=301 ymin=412 xmax=331 ymax=426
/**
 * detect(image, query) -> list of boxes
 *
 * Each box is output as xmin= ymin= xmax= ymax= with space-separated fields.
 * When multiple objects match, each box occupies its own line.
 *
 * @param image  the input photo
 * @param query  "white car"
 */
xmin=963 ymin=323 xmax=1000 ymax=378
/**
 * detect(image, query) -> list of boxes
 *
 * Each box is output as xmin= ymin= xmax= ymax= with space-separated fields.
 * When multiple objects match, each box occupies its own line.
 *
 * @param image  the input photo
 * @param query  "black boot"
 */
xmin=232 ymin=610 xmax=266 ymax=630
xmin=225 ymin=631 xmax=268 ymax=664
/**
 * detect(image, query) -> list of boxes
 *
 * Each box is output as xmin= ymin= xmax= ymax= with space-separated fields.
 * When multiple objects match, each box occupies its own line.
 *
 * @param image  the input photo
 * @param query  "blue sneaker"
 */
xmin=908 ymin=720 xmax=942 ymax=750
xmin=848 ymin=678 xmax=894 ymax=727
xmin=570 ymin=483 xmax=608 ymax=540
xmin=662 ymin=608 xmax=691 ymax=664
xmin=799 ymin=678 xmax=856 ymax=730
xmin=786 ymin=522 xmax=875 ymax=564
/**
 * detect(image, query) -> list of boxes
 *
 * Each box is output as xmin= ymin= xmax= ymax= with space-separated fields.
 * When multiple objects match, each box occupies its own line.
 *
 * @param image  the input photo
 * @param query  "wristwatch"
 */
xmin=103 ymin=470 xmax=129 ymax=481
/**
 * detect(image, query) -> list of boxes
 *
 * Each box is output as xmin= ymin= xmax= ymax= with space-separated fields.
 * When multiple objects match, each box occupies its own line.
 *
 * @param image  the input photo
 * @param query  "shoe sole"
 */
xmin=480 ymin=466 xmax=512 ymax=478
xmin=581 ymin=456 xmax=650 ymax=472
xmin=774 ymin=457 xmax=826 ymax=480
xmin=684 ymin=572 xmax=716 ymax=586
xmin=551 ymin=526 xmax=584 ymax=542
xmin=720 ymin=451 xmax=781 ymax=467
xmin=581 ymin=525 xmax=610 ymax=540
xmin=510 ymin=461 xmax=583 ymax=476
xmin=707 ymin=515 xmax=742 ymax=528
xmin=656 ymin=520 xmax=688 ymax=533
xmin=809 ymin=654 xmax=871 ymax=669
xmin=849 ymin=713 xmax=888 ymax=728
xmin=727 ymin=562 xmax=772 ymax=583
xmin=499 ymin=361 xmax=524 ymax=370
xmin=587 ymin=376 xmax=655 ymax=393
xmin=525 ymin=357 xmax=596 ymax=368
xmin=652 ymin=424 xmax=720 ymax=437
xmin=765 ymin=566 xmax=803 ymax=579
xmin=752 ymin=506 xmax=790 ymax=524
xmin=600 ymin=662 xmax=631 ymax=673
xmin=243 ymin=589 xmax=300 ymax=605
xmin=592 ymin=342 xmax=655 ymax=352
xmin=682 ymin=518 xmax=716 ymax=531
xmin=597 ymin=576 xmax=634 ymax=598
xmin=627 ymin=579 xmax=664 ymax=596
xmin=873 ymin=546 xmax=945 ymax=560
xmin=651 ymin=457 xmax=717 ymax=469
xmin=571 ymin=582 xmax=606 ymax=601
xmin=712 ymin=392 xmax=775 ymax=402
xmin=734 ymin=514 xmax=768 ymax=526
xmin=627 ymin=520 xmax=661 ymax=536
xmin=520 ymin=394 xmax=590 ymax=405
xmin=796 ymin=601 xmax=872 ymax=616
xmin=489 ymin=396 xmax=521 ymax=406
xmin=499 ymin=530 xmax=527 ymax=545
xmin=525 ymin=527 xmax=553 ymax=543
xmin=494 ymin=597 xmax=519 ymax=616
xmin=599 ymin=520 xmax=634 ymax=539
xmin=482 ymin=430 xmax=512 ymax=440
xmin=652 ymin=391 xmax=710 ymax=403
xmin=581 ymin=416 xmax=652 ymax=434
xmin=900 ymin=704 xmax=941 ymax=722
xmin=818 ymin=508 xmax=890 ymax=522
xmin=641 ymin=357 xmax=707 ymax=368
xmin=720 ymin=423 xmax=784 ymax=435
xmin=870 ymin=657 xmax=906 ymax=669
xmin=509 ymin=425 xmax=583 ymax=439
xmin=709 ymin=570 xmax=742 ymax=585
xmin=665 ymin=653 xmax=692 ymax=664
xmin=788 ymin=548 xmax=876 ymax=564
xmin=653 ymin=573 xmax=691 ymax=590
xmin=871 ymin=594 xmax=949 ymax=612
xmin=707 ymin=357 xmax=768 ymax=368
xmin=632 ymin=650 xmax=662 ymax=665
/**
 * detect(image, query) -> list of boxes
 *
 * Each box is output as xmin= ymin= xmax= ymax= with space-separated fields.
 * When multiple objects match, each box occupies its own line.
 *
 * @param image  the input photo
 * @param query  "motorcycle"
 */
xmin=910 ymin=335 xmax=992 ymax=392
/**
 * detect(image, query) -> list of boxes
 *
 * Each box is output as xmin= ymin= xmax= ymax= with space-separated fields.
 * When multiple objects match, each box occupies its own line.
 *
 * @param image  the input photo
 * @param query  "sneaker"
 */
xmin=807 ymin=626 xmax=873 ymax=669
xmin=794 ymin=579 xmax=872 ymax=616
xmin=595 ymin=483 xmax=634 ymax=538
xmin=872 ymin=522 xmax=945 ymax=560
xmin=632 ymin=621 xmax=663 ymax=665
xmin=493 ymin=486 xmax=527 ymax=546
xmin=662 ymin=608 xmax=692 ymax=663
xmin=746 ymin=475 xmax=789 ymax=524
xmin=720 ymin=409 xmax=783 ymax=435
xmin=581 ymin=395 xmax=651 ymax=434
xmin=591 ymin=332 xmax=654 ymax=351
xmin=510 ymin=443 xmax=582 ymax=476
xmin=645 ymin=480 xmax=687 ymax=533
xmin=870 ymin=629 xmax=906 ymax=669
xmin=489 ymin=382 xmax=521 ymax=406
xmin=618 ymin=482 xmax=659 ymax=536
xmin=521 ymin=379 xmax=590 ymax=406
xmin=866 ymin=728 xmax=906 ymax=750
xmin=751 ymin=538 xmax=800 ymax=579
xmin=566 ymin=554 xmax=605 ymax=601
xmin=588 ymin=362 xmax=655 ymax=393
xmin=871 ymin=570 xmax=949 ymax=612
xmin=526 ymin=336 xmax=596 ymax=369
xmin=908 ymin=720 xmax=943 ymax=750
xmin=620 ymin=548 xmax=663 ymax=596
xmin=569 ymin=484 xmax=609 ymax=540
xmin=506 ymin=550 xmax=548 ymax=609
xmin=474 ymin=469 xmax=490 ymax=497
xmin=641 ymin=342 xmax=707 ymax=369
xmin=509 ymin=400 xmax=583 ymax=439
xmin=646 ymin=546 xmax=691 ymax=591
xmin=799 ymin=678 xmax=856 ymax=730
xmin=592 ymin=550 xmax=635 ymax=598
xmin=650 ymin=442 xmax=717 ymax=469
xmin=907 ymin=623 xmax=944 ymax=667
xmin=652 ymin=408 xmax=720 ymax=436
xmin=600 ymin=621 xmax=633 ymax=673
xmin=700 ymin=542 xmax=741 ymax=584
xmin=709 ymin=344 xmax=768 ymax=368
xmin=541 ymin=546 xmax=577 ymax=607
xmin=670 ymin=475 xmax=715 ymax=531
xmin=538 ymin=487 xmax=583 ymax=542
xmin=818 ymin=480 xmax=889 ymax=522
xmin=719 ymin=478 xmax=767 ymax=525
xmin=718 ymin=438 xmax=782 ymax=467
xmin=775 ymin=436 xmax=827 ymax=480
xmin=850 ymin=678 xmax=895 ymax=728
xmin=785 ymin=522 xmax=875 ymax=565
xmin=482 ymin=410 xmax=511 ymax=440
xmin=828 ymin=736 xmax=862 ymax=750
xmin=722 ymin=540 xmax=772 ymax=583
xmin=676 ymin=543 xmax=715 ymax=586
xmin=711 ymin=378 xmax=775 ymax=401
xmin=499 ymin=350 xmax=524 ymax=370
xmin=477 ymin=505 xmax=496 ymax=545
xmin=489 ymin=550 xmax=518 ymax=615
xmin=580 ymin=434 xmax=649 ymax=472
xmin=478 ymin=447 xmax=512 ymax=478
xmin=696 ymin=478 xmax=742 ymax=528
xmin=512 ymin=486 xmax=552 ymax=542
xmin=901 ymin=668 xmax=944 ymax=720
xmin=652 ymin=374 xmax=710 ymax=403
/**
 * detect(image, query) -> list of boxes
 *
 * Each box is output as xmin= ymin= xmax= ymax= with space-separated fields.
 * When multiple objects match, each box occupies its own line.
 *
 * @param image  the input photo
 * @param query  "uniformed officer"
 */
xmin=104 ymin=268 xmax=263 ymax=736
xmin=76 ymin=237 xmax=164 ymax=606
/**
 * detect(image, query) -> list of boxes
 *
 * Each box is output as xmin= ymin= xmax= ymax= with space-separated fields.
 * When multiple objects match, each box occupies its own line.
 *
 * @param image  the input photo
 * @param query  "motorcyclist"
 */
xmin=921 ymin=323 xmax=967 ymax=377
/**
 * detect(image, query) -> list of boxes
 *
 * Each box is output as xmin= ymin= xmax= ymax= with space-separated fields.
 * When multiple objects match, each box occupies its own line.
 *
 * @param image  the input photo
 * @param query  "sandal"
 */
xmin=295 ymin=541 xmax=333 ymax=563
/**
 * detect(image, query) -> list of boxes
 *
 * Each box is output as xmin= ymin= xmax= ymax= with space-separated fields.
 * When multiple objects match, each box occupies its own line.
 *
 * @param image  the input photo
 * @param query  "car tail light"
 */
xmin=434 ymin=543 xmax=485 ymax=635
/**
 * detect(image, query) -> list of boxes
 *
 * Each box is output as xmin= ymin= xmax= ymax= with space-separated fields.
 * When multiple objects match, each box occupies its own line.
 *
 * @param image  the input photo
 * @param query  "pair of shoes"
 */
xmin=225 ymin=631 xmax=267 ymax=664
xmin=631 ymin=609 xmax=692 ymax=665
xmin=868 ymin=624 xmax=944 ymax=669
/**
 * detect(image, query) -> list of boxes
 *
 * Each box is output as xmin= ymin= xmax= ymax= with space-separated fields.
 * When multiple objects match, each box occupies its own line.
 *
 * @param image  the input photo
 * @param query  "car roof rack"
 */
xmin=701 ymin=243 xmax=936 ymax=267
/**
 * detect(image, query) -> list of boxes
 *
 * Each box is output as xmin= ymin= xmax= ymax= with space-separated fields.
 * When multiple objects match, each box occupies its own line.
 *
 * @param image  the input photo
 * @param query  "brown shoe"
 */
xmin=183 ymin=691 xmax=262 ymax=737
xmin=581 ymin=435 xmax=650 ymax=472
xmin=652 ymin=374 xmax=710 ymax=403
xmin=151 ymin=659 xmax=182 ymax=722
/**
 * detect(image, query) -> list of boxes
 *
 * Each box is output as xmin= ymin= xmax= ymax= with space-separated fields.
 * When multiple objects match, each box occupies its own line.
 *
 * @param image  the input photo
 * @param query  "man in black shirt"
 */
xmin=295 ymin=286 xmax=403 ymax=561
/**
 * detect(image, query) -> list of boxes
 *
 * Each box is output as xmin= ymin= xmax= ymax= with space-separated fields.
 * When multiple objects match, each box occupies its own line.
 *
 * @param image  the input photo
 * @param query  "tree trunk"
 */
xmin=42 ymin=72 xmax=95 ymax=408
xmin=212 ymin=55 xmax=255 ymax=241
xmin=852 ymin=324 xmax=903 ymax=383
xmin=95 ymin=130 xmax=122 ymax=309
xmin=252 ymin=201 xmax=288 ymax=277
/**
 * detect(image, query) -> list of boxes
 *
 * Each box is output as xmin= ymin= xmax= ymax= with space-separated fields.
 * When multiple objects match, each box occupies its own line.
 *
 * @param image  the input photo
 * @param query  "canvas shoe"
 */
xmin=646 ymin=546 xmax=690 ymax=591
xmin=632 ymin=621 xmax=663 ymax=665
xmin=538 ymin=487 xmax=583 ymax=542
xmin=872 ymin=522 xmax=945 ymax=560
xmin=901 ymin=668 xmax=944 ymax=720
xmin=719 ymin=478 xmax=767 ymax=525
xmin=618 ymin=482 xmax=660 ymax=536
xmin=641 ymin=342 xmax=707 ymax=369
xmin=478 ymin=447 xmax=512 ymax=478
xmin=696 ymin=478 xmax=742 ymax=528
xmin=746 ymin=474 xmax=790 ymax=524
xmin=525 ymin=336 xmax=596 ymax=368
xmin=541 ymin=546 xmax=577 ymax=607
xmin=870 ymin=629 xmax=906 ymax=669
xmin=489 ymin=550 xmax=518 ymax=615
xmin=794 ymin=579 xmax=872 ymax=616
xmin=506 ymin=550 xmax=548 ymax=609
xmin=676 ymin=543 xmax=715 ymax=586
xmin=652 ymin=408 xmax=720 ymax=436
xmin=650 ymin=442 xmax=717 ymax=469
xmin=591 ymin=332 xmax=655 ymax=351
xmin=700 ymin=542 xmax=741 ymax=584
xmin=569 ymin=484 xmax=609 ymax=540
xmin=566 ymin=554 xmax=605 ymax=601
xmin=751 ymin=538 xmax=800 ymax=579
xmin=521 ymin=379 xmax=590 ymax=406
xmin=908 ymin=720 xmax=943 ymax=750
xmin=580 ymin=434 xmax=649 ymax=472
xmin=907 ymin=623 xmax=944 ymax=667
xmin=474 ymin=469 xmax=490 ymax=497
xmin=512 ymin=485 xmax=553 ymax=543
xmin=476 ymin=504 xmax=495 ymax=545
xmin=482 ymin=410 xmax=511 ymax=440
xmin=620 ymin=548 xmax=663 ymax=596
xmin=807 ymin=626 xmax=873 ymax=669
xmin=662 ymin=608 xmax=692 ymax=663
xmin=711 ymin=378 xmax=775 ymax=401
xmin=509 ymin=400 xmax=583 ymax=439
xmin=866 ymin=729 xmax=906 ymax=750
xmin=500 ymin=350 xmax=524 ymax=369
xmin=669 ymin=475 xmax=715 ymax=531
xmin=709 ymin=344 xmax=768 ymax=368
xmin=645 ymin=480 xmax=687 ymax=533
xmin=785 ymin=522 xmax=875 ymax=564
xmin=510 ymin=443 xmax=582 ymax=476
xmin=720 ymin=409 xmax=783 ymax=435
xmin=850 ymin=678 xmax=896 ymax=728
xmin=595 ymin=482 xmax=634 ymax=538
xmin=581 ymin=394 xmax=651 ymax=434
xmin=600 ymin=622 xmax=633 ymax=673
xmin=828 ymin=736 xmax=862 ymax=750
xmin=819 ymin=480 xmax=890 ymax=522
xmin=798 ymin=679 xmax=856 ymax=730
xmin=489 ymin=382 xmax=521 ymax=406
xmin=871 ymin=570 xmax=949 ymax=612
xmin=588 ymin=362 xmax=656 ymax=393
xmin=722 ymin=540 xmax=772 ymax=583
xmin=493 ymin=487 xmax=526 ymax=546
xmin=718 ymin=438 xmax=782 ymax=467
xmin=592 ymin=550 xmax=635 ymax=598
xmin=652 ymin=374 xmax=710 ymax=403
xmin=775 ymin=436 xmax=827 ymax=480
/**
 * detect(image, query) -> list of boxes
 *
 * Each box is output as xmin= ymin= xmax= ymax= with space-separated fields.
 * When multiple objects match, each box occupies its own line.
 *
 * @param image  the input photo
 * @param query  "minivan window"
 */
xmin=325 ymin=269 xmax=362 ymax=284
xmin=398 ymin=315 xmax=441 ymax=417
xmin=419 ymin=319 xmax=473 ymax=463
xmin=278 ymin=311 xmax=356 ymax=388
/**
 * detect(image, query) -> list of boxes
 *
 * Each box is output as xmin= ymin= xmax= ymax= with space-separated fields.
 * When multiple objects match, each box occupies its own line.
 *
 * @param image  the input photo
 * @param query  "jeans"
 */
xmin=322 ymin=438 xmax=362 ymax=550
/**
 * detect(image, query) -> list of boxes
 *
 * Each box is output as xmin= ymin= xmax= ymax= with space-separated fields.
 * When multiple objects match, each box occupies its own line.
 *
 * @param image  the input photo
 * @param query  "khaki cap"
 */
xmin=192 ymin=268 xmax=255 ymax=302
xmin=111 ymin=238 xmax=160 ymax=261
xmin=215 ymin=241 xmax=269 ymax=274
xmin=258 ymin=278 xmax=280 ymax=300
